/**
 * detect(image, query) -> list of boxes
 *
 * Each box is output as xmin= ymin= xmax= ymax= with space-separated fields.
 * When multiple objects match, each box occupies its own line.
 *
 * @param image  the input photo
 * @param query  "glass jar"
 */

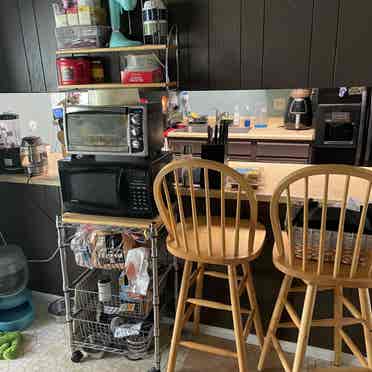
xmin=0 ymin=113 xmax=21 ymax=149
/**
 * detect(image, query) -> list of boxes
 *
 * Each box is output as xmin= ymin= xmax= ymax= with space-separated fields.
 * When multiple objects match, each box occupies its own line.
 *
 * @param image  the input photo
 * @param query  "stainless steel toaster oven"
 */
xmin=64 ymin=103 xmax=164 ymax=158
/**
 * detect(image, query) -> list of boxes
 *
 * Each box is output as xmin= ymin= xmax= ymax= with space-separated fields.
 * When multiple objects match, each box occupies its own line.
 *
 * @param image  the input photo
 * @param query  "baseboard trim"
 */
xmin=162 ymin=317 xmax=360 ymax=366
xmin=32 ymin=290 xmax=62 ymax=303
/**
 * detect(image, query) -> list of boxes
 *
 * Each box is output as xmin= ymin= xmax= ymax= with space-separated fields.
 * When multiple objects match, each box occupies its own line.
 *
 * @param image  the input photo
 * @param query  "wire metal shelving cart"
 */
xmin=57 ymin=212 xmax=176 ymax=372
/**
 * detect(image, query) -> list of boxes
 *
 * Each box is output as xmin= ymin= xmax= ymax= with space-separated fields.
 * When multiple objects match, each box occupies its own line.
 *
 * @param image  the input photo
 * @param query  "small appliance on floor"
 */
xmin=0 ymin=235 xmax=34 ymax=332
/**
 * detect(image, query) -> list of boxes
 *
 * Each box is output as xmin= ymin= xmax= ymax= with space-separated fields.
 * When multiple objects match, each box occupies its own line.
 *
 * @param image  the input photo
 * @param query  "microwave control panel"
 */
xmin=129 ymin=108 xmax=144 ymax=154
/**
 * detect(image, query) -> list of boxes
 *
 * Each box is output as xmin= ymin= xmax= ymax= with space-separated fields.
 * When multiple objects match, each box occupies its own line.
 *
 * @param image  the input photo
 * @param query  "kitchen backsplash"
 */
xmin=187 ymin=89 xmax=291 ymax=117
xmin=0 ymin=93 xmax=59 ymax=151
xmin=0 ymin=90 xmax=291 ymax=153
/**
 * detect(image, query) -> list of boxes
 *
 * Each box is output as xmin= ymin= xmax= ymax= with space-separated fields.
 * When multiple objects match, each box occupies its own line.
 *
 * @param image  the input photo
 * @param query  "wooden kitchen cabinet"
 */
xmin=169 ymin=0 xmax=372 ymax=90
xmin=19 ymin=0 xmax=48 ymax=92
xmin=168 ymin=137 xmax=311 ymax=164
xmin=33 ymin=0 xmax=59 ymax=92
xmin=263 ymin=0 xmax=313 ymax=88
xmin=0 ymin=0 xmax=55 ymax=92
xmin=209 ymin=0 xmax=241 ymax=89
xmin=334 ymin=0 xmax=372 ymax=86
xmin=0 ymin=0 xmax=32 ymax=92
xmin=256 ymin=142 xmax=311 ymax=163
xmin=308 ymin=0 xmax=339 ymax=88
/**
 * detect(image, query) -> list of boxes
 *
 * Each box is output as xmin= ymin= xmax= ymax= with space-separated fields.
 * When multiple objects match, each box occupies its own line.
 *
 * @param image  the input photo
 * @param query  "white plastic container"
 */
xmin=124 ymin=54 xmax=160 ymax=71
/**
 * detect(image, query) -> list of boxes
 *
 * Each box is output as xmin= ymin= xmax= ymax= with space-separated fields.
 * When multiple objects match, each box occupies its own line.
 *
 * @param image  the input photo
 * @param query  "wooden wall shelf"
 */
xmin=58 ymin=82 xmax=177 ymax=91
xmin=56 ymin=44 xmax=168 ymax=55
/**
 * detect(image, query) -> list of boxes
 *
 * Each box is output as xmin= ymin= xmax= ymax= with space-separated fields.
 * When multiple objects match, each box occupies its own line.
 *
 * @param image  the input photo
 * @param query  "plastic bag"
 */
xmin=70 ymin=225 xmax=96 ymax=268
xmin=119 ymin=247 xmax=150 ymax=300
xmin=70 ymin=224 xmax=140 ymax=269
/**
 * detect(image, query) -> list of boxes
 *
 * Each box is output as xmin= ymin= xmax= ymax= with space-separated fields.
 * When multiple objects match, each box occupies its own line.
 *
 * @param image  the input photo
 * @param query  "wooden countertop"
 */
xmin=0 ymin=153 xmax=61 ymax=187
xmin=1 ymin=156 xmax=371 ymax=206
xmin=229 ymin=161 xmax=372 ymax=204
xmin=167 ymin=118 xmax=315 ymax=142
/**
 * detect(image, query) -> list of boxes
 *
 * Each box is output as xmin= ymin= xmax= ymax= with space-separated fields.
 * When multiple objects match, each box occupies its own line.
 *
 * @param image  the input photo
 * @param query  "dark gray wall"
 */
xmin=0 ymin=183 xmax=80 ymax=295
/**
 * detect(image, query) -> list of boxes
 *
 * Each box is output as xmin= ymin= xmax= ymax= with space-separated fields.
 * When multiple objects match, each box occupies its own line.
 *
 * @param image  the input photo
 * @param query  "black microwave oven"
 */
xmin=63 ymin=103 xmax=164 ymax=158
xmin=58 ymin=152 xmax=172 ymax=218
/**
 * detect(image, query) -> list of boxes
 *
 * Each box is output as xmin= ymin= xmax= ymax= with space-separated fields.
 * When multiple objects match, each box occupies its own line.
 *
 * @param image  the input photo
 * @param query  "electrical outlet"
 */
xmin=273 ymin=98 xmax=286 ymax=111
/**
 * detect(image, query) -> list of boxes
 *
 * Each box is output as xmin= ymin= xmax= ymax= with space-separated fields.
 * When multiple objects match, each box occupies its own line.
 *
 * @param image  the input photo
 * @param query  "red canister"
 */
xmin=56 ymin=58 xmax=91 ymax=85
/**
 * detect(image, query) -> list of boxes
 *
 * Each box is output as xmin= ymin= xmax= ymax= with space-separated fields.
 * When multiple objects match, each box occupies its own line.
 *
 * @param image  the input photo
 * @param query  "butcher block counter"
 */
xmin=0 ymin=153 xmax=60 ymax=187
xmin=167 ymin=118 xmax=315 ymax=163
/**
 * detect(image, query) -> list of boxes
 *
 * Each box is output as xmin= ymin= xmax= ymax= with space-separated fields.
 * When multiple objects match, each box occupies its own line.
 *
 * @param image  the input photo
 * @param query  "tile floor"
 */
xmin=0 ymin=294 xmax=356 ymax=372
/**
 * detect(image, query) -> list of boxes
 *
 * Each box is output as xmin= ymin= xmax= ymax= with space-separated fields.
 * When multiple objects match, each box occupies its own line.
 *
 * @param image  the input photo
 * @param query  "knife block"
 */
xmin=200 ymin=143 xmax=227 ymax=189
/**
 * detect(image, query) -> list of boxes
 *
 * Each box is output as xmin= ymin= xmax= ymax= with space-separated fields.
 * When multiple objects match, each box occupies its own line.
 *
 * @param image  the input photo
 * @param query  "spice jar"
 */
xmin=91 ymin=59 xmax=105 ymax=83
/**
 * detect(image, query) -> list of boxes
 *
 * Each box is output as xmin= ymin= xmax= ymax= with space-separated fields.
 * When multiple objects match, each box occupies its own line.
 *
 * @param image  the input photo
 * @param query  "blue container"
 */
xmin=0 ymin=289 xmax=34 ymax=332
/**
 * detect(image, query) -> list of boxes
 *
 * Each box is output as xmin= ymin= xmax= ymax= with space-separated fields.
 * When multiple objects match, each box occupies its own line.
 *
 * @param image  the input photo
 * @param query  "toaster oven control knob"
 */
xmin=131 ymin=139 xmax=143 ymax=151
xmin=130 ymin=127 xmax=142 ymax=137
xmin=130 ymin=114 xmax=142 ymax=125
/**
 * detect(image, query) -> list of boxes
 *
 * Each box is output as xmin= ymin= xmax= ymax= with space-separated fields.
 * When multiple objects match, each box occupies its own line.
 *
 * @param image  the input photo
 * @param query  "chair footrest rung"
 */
xmin=278 ymin=317 xmax=363 ymax=329
xmin=187 ymin=298 xmax=251 ymax=314
xmin=289 ymin=286 xmax=334 ymax=293
xmin=179 ymin=340 xmax=237 ymax=358
xmin=204 ymin=270 xmax=244 ymax=281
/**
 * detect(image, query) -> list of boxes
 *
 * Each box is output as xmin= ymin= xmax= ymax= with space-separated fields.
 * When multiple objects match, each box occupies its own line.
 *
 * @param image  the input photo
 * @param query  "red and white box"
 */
xmin=121 ymin=67 xmax=163 ymax=84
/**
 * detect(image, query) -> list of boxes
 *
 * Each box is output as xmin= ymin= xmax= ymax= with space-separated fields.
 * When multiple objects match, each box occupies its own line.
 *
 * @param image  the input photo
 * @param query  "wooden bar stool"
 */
xmin=258 ymin=165 xmax=372 ymax=372
xmin=153 ymin=158 xmax=266 ymax=372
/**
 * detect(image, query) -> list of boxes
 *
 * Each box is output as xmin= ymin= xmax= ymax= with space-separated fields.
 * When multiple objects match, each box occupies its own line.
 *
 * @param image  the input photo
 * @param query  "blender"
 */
xmin=0 ymin=113 xmax=23 ymax=174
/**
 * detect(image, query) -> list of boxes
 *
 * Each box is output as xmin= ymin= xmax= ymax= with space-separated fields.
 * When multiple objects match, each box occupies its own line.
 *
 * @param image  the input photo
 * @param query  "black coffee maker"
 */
xmin=284 ymin=89 xmax=313 ymax=130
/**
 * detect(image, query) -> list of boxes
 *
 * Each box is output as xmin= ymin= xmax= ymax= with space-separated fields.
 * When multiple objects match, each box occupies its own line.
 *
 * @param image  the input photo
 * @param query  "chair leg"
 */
xmin=258 ymin=274 xmax=293 ymax=371
xmin=292 ymin=284 xmax=318 ymax=372
xmin=228 ymin=264 xmax=248 ymax=372
xmin=358 ymin=288 xmax=372 ymax=367
xmin=193 ymin=263 xmax=205 ymax=336
xmin=334 ymin=286 xmax=343 ymax=367
xmin=167 ymin=260 xmax=193 ymax=372
xmin=242 ymin=262 xmax=265 ymax=347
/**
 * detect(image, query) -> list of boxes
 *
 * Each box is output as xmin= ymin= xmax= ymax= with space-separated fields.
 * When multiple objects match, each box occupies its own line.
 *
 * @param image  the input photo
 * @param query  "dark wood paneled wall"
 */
xmin=0 ymin=183 xmax=80 ymax=295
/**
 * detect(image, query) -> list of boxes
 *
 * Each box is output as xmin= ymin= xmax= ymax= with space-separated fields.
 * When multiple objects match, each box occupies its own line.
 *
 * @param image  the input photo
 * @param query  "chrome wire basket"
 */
xmin=74 ymin=269 xmax=153 ymax=320
xmin=72 ymin=308 xmax=154 ymax=358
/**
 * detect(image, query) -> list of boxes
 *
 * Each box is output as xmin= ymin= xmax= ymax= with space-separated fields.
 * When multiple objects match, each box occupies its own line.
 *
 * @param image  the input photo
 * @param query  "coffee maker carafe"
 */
xmin=284 ymin=89 xmax=313 ymax=130
xmin=0 ymin=113 xmax=23 ymax=173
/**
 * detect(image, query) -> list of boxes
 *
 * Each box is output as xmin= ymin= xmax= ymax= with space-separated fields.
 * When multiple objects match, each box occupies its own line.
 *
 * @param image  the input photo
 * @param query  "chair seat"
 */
xmin=167 ymin=216 xmax=266 ymax=264
xmin=273 ymin=232 xmax=372 ymax=288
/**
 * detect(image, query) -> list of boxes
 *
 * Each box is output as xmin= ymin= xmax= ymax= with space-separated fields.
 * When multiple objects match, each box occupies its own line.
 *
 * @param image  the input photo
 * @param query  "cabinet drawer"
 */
xmin=228 ymin=141 xmax=253 ymax=156
xmin=256 ymin=142 xmax=310 ymax=159
xmin=256 ymin=156 xmax=309 ymax=164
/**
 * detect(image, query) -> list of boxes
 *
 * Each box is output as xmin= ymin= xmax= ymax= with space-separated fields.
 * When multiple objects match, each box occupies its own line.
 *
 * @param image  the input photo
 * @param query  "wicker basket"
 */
xmin=292 ymin=226 xmax=371 ymax=265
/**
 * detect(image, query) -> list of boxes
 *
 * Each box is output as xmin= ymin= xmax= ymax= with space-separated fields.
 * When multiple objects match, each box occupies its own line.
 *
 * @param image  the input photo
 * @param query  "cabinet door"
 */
xmin=241 ymin=0 xmax=265 ymax=88
xmin=0 ymin=0 xmax=31 ymax=92
xmin=33 ymin=0 xmax=58 ymax=92
xmin=168 ymin=0 xmax=209 ymax=89
xmin=18 ymin=0 xmax=47 ymax=92
xmin=263 ymin=0 xmax=313 ymax=88
xmin=309 ymin=0 xmax=339 ymax=88
xmin=334 ymin=0 xmax=372 ymax=86
xmin=209 ymin=0 xmax=241 ymax=89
